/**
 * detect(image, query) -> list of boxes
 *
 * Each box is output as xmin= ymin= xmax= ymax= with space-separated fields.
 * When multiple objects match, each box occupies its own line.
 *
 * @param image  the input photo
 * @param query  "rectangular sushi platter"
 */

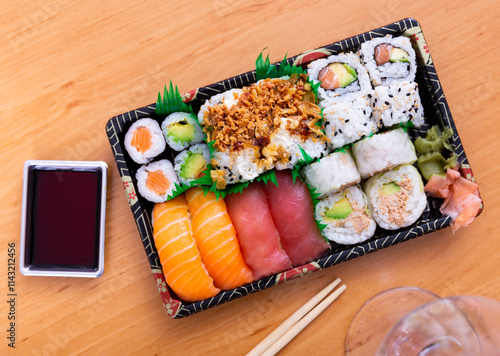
xmin=106 ymin=18 xmax=482 ymax=318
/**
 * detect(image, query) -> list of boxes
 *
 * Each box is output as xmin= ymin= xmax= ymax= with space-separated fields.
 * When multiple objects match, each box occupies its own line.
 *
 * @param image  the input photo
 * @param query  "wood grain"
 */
xmin=1 ymin=0 xmax=500 ymax=354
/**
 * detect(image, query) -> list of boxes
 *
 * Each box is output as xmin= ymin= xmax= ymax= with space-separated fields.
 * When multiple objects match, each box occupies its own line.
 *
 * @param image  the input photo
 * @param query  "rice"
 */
xmin=136 ymin=160 xmax=179 ymax=203
xmin=124 ymin=118 xmax=166 ymax=165
xmin=351 ymin=128 xmax=417 ymax=179
xmin=301 ymin=150 xmax=360 ymax=198
xmin=161 ymin=112 xmax=205 ymax=151
xmin=315 ymin=185 xmax=376 ymax=245
xmin=322 ymin=94 xmax=378 ymax=150
xmin=364 ymin=164 xmax=426 ymax=230
xmin=370 ymin=81 xmax=424 ymax=128
xmin=359 ymin=35 xmax=417 ymax=86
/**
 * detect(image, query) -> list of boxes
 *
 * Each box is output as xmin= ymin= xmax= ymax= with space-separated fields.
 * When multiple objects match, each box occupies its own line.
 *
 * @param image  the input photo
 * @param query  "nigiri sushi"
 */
xmin=185 ymin=187 xmax=254 ymax=290
xmin=225 ymin=182 xmax=292 ymax=280
xmin=152 ymin=195 xmax=220 ymax=302
xmin=264 ymin=170 xmax=330 ymax=266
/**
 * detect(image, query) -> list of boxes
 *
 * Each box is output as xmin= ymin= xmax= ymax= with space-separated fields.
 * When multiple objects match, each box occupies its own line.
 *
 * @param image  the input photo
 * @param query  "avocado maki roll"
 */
xmin=364 ymin=165 xmax=427 ymax=230
xmin=173 ymin=143 xmax=211 ymax=185
xmin=161 ymin=112 xmax=204 ymax=151
xmin=315 ymin=185 xmax=376 ymax=245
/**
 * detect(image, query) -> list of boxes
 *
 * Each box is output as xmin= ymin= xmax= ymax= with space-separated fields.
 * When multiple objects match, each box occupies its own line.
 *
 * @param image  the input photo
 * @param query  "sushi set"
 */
xmin=106 ymin=18 xmax=482 ymax=318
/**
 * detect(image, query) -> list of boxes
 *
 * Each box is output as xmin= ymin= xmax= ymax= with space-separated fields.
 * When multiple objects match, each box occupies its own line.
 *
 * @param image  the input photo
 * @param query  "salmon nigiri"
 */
xmin=152 ymin=195 xmax=220 ymax=302
xmin=185 ymin=187 xmax=254 ymax=290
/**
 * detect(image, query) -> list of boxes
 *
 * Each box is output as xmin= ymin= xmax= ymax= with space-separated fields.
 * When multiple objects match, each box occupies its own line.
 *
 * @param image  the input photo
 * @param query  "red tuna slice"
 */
xmin=225 ymin=182 xmax=292 ymax=280
xmin=264 ymin=170 xmax=330 ymax=266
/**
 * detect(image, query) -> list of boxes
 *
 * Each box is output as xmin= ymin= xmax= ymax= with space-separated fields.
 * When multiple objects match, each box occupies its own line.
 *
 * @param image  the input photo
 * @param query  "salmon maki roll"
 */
xmin=136 ymin=160 xmax=179 ymax=203
xmin=124 ymin=118 xmax=166 ymax=164
xmin=152 ymin=195 xmax=220 ymax=302
xmin=185 ymin=188 xmax=254 ymax=290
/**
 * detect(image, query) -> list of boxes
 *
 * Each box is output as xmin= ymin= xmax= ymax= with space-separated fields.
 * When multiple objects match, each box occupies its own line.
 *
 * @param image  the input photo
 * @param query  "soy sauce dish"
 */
xmin=20 ymin=160 xmax=107 ymax=278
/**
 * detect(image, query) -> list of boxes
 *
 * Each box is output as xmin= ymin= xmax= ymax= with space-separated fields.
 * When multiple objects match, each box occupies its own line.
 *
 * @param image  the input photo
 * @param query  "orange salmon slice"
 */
xmin=374 ymin=43 xmax=394 ymax=66
xmin=131 ymin=126 xmax=153 ymax=153
xmin=146 ymin=170 xmax=170 ymax=195
xmin=186 ymin=187 xmax=254 ymax=290
xmin=152 ymin=195 xmax=220 ymax=303
xmin=318 ymin=66 xmax=340 ymax=90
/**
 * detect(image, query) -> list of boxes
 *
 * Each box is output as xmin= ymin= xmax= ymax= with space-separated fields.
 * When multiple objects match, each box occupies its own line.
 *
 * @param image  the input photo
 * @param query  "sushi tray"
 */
xmin=106 ymin=18 xmax=482 ymax=318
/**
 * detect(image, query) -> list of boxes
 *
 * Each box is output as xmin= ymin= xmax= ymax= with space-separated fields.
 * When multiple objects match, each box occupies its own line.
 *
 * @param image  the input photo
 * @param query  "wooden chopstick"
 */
xmin=246 ymin=278 xmax=346 ymax=356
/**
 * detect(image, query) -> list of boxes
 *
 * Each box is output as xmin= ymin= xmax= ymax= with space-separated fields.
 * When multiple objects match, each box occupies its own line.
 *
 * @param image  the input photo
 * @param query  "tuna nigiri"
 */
xmin=264 ymin=170 xmax=330 ymax=266
xmin=185 ymin=187 xmax=254 ymax=290
xmin=225 ymin=182 xmax=292 ymax=280
xmin=152 ymin=195 xmax=220 ymax=302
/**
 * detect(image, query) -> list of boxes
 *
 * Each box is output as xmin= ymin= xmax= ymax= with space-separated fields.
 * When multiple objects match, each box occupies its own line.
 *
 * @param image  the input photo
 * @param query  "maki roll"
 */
xmin=136 ymin=160 xmax=179 ymax=203
xmin=316 ymin=185 xmax=376 ymax=245
xmin=364 ymin=165 xmax=427 ymax=230
xmin=124 ymin=118 xmax=166 ymax=164
xmin=352 ymin=128 xmax=417 ymax=179
xmin=370 ymin=81 xmax=424 ymax=128
xmin=360 ymin=35 xmax=417 ymax=87
xmin=162 ymin=112 xmax=204 ymax=151
xmin=322 ymin=96 xmax=378 ymax=150
xmin=307 ymin=53 xmax=372 ymax=108
xmin=301 ymin=150 xmax=361 ymax=198
xmin=174 ymin=143 xmax=210 ymax=185
xmin=308 ymin=53 xmax=378 ymax=149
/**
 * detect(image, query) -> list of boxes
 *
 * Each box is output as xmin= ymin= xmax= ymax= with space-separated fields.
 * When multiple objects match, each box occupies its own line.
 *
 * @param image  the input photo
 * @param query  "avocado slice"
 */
xmin=328 ymin=63 xmax=357 ymax=88
xmin=168 ymin=122 xmax=195 ymax=143
xmin=181 ymin=153 xmax=207 ymax=180
xmin=380 ymin=182 xmax=401 ymax=195
xmin=325 ymin=197 xmax=353 ymax=220
xmin=343 ymin=63 xmax=358 ymax=79
xmin=389 ymin=48 xmax=410 ymax=63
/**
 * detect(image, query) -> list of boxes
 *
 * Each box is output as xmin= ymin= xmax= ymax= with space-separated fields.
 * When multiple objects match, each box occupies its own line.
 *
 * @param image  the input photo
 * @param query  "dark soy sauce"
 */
xmin=24 ymin=166 xmax=102 ymax=271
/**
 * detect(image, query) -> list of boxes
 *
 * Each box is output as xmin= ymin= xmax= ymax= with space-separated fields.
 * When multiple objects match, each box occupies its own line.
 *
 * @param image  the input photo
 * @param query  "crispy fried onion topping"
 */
xmin=203 ymin=74 xmax=326 ymax=153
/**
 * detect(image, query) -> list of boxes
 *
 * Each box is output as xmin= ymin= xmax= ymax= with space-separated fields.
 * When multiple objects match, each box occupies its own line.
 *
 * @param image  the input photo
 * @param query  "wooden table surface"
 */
xmin=2 ymin=0 xmax=500 ymax=354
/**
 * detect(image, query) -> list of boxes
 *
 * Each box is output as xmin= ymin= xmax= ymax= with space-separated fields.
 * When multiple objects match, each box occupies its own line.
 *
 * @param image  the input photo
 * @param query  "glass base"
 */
xmin=345 ymin=287 xmax=440 ymax=355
